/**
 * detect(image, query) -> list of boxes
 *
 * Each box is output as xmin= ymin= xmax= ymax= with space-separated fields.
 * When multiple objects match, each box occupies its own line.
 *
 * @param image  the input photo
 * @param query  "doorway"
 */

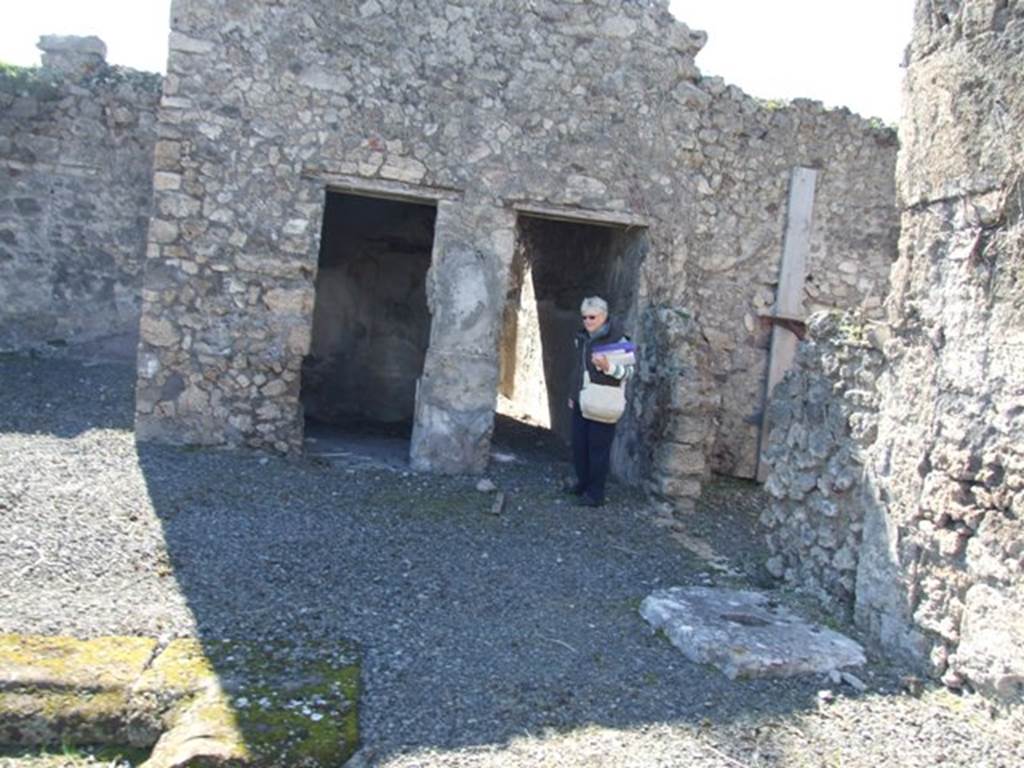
xmin=495 ymin=213 xmax=646 ymax=458
xmin=301 ymin=191 xmax=436 ymax=464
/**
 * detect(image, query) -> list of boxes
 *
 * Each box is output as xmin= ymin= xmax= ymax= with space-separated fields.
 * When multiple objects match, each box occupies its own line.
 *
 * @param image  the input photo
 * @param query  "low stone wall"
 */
xmin=760 ymin=312 xmax=885 ymax=616
xmin=0 ymin=37 xmax=160 ymax=356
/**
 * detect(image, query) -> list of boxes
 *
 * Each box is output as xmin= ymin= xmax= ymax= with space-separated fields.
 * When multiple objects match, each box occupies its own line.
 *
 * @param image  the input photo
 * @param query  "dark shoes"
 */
xmin=563 ymin=479 xmax=604 ymax=507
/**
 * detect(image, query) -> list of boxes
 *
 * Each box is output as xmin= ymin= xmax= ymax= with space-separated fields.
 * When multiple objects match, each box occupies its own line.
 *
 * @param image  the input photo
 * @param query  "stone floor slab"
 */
xmin=640 ymin=586 xmax=866 ymax=680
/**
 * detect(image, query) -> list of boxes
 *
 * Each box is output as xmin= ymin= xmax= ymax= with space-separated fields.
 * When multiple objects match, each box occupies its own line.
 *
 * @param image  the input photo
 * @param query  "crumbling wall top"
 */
xmin=37 ymin=35 xmax=109 ymax=77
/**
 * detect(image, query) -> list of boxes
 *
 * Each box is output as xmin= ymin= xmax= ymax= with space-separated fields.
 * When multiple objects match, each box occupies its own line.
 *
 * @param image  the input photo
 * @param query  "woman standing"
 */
xmin=566 ymin=296 xmax=634 ymax=507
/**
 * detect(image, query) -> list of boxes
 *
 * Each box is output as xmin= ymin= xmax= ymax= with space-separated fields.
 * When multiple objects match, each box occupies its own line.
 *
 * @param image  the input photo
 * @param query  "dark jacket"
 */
xmin=570 ymin=317 xmax=627 ymax=398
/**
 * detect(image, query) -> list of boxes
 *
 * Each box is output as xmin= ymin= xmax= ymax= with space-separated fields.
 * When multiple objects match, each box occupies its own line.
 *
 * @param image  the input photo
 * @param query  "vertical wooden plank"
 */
xmin=756 ymin=167 xmax=818 ymax=482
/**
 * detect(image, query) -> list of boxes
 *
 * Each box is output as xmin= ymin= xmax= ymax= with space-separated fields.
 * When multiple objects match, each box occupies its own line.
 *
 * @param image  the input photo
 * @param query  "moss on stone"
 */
xmin=0 ymin=634 xmax=157 ymax=691
xmin=209 ymin=640 xmax=361 ymax=766
xmin=135 ymin=638 xmax=217 ymax=696
xmin=0 ymin=634 xmax=361 ymax=766
xmin=0 ymin=687 xmax=142 ymax=750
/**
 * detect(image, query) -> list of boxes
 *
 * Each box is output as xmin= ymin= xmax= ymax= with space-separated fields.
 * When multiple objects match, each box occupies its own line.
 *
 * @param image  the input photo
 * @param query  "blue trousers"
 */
xmin=571 ymin=401 xmax=617 ymax=503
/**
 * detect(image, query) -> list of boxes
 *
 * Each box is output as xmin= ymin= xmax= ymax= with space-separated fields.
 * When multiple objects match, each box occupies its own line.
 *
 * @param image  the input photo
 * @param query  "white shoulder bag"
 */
xmin=579 ymin=369 xmax=626 ymax=424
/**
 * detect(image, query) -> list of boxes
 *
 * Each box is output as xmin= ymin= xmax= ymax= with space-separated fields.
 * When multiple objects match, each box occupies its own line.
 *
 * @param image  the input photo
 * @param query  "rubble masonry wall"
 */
xmin=858 ymin=0 xmax=1024 ymax=704
xmin=135 ymin=0 xmax=711 ymax=470
xmin=689 ymin=85 xmax=898 ymax=479
xmin=0 ymin=37 xmax=161 ymax=356
xmin=763 ymin=0 xmax=1024 ymax=706
xmin=133 ymin=0 xmax=898 ymax=489
xmin=0 ymin=4 xmax=899 ymax=515
xmin=760 ymin=312 xmax=885 ymax=616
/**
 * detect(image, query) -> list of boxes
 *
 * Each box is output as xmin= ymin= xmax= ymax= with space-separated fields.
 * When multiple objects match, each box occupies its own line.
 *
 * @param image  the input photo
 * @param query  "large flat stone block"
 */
xmin=640 ymin=587 xmax=866 ymax=680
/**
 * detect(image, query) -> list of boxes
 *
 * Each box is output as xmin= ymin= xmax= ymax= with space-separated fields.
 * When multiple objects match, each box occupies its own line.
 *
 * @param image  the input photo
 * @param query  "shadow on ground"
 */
xmin=130 ymin=411 xmax=858 ymax=764
xmin=3 ymin=354 xmax=927 ymax=767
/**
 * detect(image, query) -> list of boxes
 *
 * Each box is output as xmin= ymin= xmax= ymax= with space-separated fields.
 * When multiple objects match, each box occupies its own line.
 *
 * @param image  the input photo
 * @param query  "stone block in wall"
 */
xmin=954 ymin=584 xmax=1024 ymax=703
xmin=38 ymin=35 xmax=107 ymax=77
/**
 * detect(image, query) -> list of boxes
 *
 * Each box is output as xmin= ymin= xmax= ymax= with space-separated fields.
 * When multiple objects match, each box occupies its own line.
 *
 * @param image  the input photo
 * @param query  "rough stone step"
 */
xmin=0 ymin=634 xmax=360 ymax=767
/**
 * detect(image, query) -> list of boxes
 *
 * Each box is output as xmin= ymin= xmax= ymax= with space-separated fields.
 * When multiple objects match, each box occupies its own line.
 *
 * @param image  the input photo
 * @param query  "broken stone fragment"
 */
xmin=140 ymin=317 xmax=179 ymax=348
xmin=489 ymin=491 xmax=506 ymax=516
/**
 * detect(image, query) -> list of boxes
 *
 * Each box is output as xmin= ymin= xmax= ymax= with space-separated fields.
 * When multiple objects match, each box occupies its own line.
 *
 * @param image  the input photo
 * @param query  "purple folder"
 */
xmin=592 ymin=341 xmax=636 ymax=355
xmin=592 ymin=340 xmax=637 ymax=366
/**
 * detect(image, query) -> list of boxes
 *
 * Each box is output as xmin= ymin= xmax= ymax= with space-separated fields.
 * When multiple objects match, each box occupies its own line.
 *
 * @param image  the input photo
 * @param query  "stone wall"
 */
xmin=688 ymin=87 xmax=899 ymax=479
xmin=0 ymin=37 xmax=160 ymax=356
xmin=857 ymin=0 xmax=1024 ymax=704
xmin=133 ymin=0 xmax=712 ymax=472
xmin=760 ymin=312 xmax=885 ymax=616
xmin=762 ymin=0 xmax=1023 ymax=706
xmin=133 ymin=0 xmax=899 ymax=506
xmin=0 ymin=4 xmax=899 ymax=517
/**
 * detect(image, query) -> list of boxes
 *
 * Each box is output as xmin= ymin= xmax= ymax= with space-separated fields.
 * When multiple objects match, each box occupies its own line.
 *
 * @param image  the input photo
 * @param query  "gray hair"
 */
xmin=580 ymin=296 xmax=608 ymax=316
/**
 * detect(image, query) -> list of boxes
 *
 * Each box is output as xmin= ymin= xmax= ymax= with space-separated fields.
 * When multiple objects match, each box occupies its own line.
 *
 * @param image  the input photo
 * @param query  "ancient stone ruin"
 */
xmin=127 ymin=0 xmax=895 ymax=498
xmin=762 ymin=0 xmax=1023 ymax=706
xmin=2 ymin=0 xmax=1018 ymax=707
xmin=2 ymin=3 xmax=898 ymax=512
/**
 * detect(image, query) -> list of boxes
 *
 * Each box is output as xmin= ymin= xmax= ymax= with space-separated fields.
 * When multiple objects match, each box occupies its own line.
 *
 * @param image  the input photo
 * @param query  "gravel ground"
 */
xmin=1 ymin=352 xmax=1022 ymax=767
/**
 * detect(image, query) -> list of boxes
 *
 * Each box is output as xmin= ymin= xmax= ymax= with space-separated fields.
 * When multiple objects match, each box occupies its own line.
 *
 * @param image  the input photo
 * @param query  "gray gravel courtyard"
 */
xmin=1 ymin=352 xmax=1021 ymax=767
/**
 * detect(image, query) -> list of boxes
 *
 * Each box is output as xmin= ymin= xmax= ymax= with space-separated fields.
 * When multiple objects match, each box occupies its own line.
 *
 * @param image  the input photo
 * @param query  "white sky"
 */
xmin=0 ymin=1 xmax=915 ymax=123
xmin=672 ymin=0 xmax=915 ymax=123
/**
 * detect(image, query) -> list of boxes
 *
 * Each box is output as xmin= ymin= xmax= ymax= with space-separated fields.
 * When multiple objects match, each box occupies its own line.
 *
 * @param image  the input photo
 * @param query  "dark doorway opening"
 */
xmin=301 ymin=192 xmax=436 ymax=466
xmin=494 ymin=214 xmax=646 ymax=464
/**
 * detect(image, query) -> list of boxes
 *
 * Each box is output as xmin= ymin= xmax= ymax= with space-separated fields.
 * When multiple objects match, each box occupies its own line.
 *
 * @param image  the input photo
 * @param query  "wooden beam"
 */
xmin=756 ymin=166 xmax=818 ymax=482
